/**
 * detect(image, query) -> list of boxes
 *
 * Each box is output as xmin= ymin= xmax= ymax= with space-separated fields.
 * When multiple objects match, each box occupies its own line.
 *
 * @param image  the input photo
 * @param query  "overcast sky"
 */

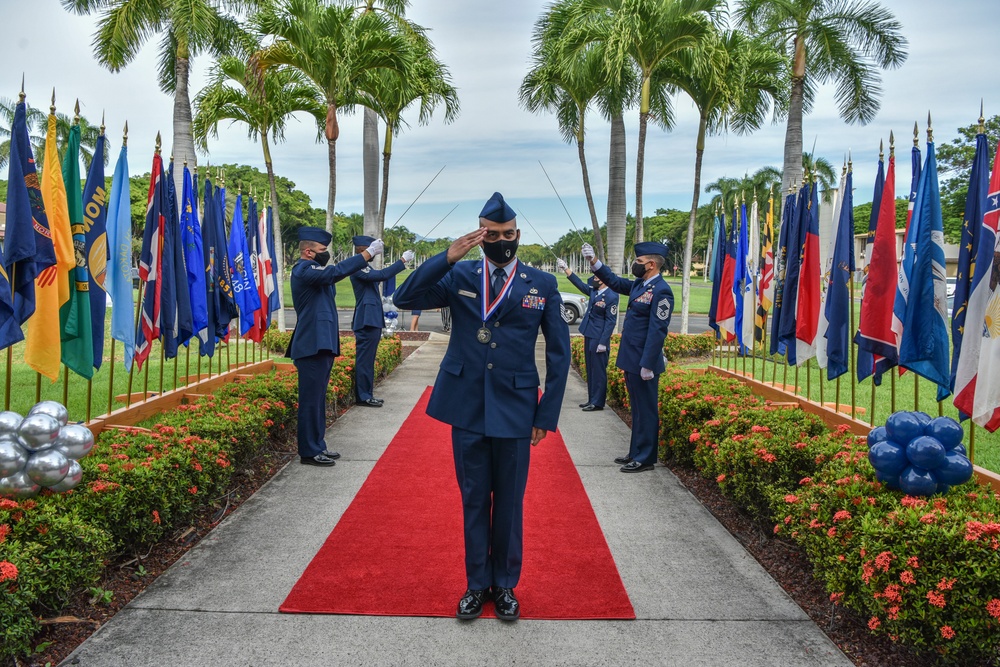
xmin=2 ymin=0 xmax=998 ymax=245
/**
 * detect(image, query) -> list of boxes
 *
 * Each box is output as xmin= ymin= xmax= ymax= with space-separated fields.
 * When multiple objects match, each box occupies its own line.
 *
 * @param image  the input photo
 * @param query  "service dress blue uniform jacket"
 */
xmin=594 ymin=265 xmax=673 ymax=374
xmin=288 ymin=253 xmax=368 ymax=359
xmin=567 ymin=273 xmax=617 ymax=351
xmin=350 ymin=259 xmax=406 ymax=330
xmin=394 ymin=252 xmax=571 ymax=437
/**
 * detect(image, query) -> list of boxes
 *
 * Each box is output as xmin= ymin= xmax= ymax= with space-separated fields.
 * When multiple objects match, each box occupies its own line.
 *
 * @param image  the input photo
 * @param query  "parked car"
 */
xmin=559 ymin=291 xmax=589 ymax=325
xmin=946 ymin=276 xmax=957 ymax=298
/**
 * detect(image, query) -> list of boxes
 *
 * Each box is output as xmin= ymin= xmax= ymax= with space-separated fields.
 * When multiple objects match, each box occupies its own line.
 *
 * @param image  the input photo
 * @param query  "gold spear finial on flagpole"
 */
xmin=50 ymin=88 xmax=56 ymax=114
xmin=913 ymin=121 xmax=919 ymax=148
xmin=889 ymin=130 xmax=896 ymax=158
xmin=848 ymin=150 xmax=853 ymax=173
xmin=73 ymin=99 xmax=80 ymax=125
xmin=19 ymin=74 xmax=25 ymax=102
xmin=980 ymin=100 xmax=986 ymax=134
xmin=123 ymin=120 xmax=128 ymax=147
xmin=927 ymin=111 xmax=934 ymax=143
xmin=155 ymin=131 xmax=162 ymax=155
xmin=100 ymin=111 xmax=105 ymax=136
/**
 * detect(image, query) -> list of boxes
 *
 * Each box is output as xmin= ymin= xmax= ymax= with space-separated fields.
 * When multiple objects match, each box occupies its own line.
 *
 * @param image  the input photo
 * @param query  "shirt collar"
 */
xmin=486 ymin=258 xmax=517 ymax=278
xmin=643 ymin=274 xmax=659 ymax=287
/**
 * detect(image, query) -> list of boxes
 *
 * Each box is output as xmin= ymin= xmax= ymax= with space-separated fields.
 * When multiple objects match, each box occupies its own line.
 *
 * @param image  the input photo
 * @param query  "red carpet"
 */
xmin=280 ymin=387 xmax=635 ymax=620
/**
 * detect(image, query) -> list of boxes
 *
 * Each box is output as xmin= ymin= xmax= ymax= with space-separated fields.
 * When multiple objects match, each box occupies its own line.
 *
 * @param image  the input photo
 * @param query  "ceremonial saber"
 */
xmin=538 ymin=161 xmax=588 ymax=245
xmin=419 ymin=203 xmax=460 ymax=240
xmin=387 ymin=165 xmax=446 ymax=231
xmin=515 ymin=208 xmax=560 ymax=262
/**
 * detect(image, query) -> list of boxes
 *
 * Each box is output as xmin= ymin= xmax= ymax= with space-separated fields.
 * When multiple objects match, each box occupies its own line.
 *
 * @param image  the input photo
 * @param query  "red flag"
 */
xmin=795 ymin=181 xmax=821 ymax=364
xmin=715 ymin=212 xmax=738 ymax=342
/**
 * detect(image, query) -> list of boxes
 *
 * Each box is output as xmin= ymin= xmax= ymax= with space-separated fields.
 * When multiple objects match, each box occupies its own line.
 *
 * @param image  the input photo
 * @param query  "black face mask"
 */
xmin=482 ymin=237 xmax=519 ymax=265
xmin=313 ymin=251 xmax=330 ymax=266
xmin=631 ymin=261 xmax=648 ymax=278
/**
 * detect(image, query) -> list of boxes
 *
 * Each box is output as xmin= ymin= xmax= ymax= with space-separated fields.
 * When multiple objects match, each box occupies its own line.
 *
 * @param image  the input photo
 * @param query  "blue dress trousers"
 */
xmin=350 ymin=259 xmax=406 ymax=402
xmin=567 ymin=273 xmax=618 ymax=408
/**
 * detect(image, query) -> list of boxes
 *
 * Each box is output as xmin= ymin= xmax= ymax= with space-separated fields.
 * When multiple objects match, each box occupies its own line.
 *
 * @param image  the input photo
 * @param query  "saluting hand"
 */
xmin=447 ymin=228 xmax=488 ymax=265
xmin=531 ymin=427 xmax=547 ymax=447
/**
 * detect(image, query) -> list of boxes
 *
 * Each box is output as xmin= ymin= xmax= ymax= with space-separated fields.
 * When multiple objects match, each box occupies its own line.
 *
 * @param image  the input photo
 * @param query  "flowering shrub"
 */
xmin=660 ymin=368 xmax=1000 ymax=665
xmin=0 ymin=337 xmax=403 ymax=662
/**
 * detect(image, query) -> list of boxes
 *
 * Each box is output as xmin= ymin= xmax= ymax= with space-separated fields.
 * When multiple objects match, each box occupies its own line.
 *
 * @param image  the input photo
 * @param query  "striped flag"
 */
xmin=755 ymin=192 xmax=774 ymax=348
xmin=715 ymin=205 xmax=738 ymax=341
xmin=952 ymin=132 xmax=992 ymax=419
xmin=892 ymin=143 xmax=923 ymax=360
xmin=778 ymin=182 xmax=808 ymax=365
xmin=740 ymin=197 xmax=759 ymax=353
xmin=770 ymin=191 xmax=796 ymax=357
xmin=135 ymin=152 xmax=169 ymax=370
xmin=857 ymin=154 xmax=885 ymax=383
xmin=816 ymin=169 xmax=845 ymax=371
xmin=795 ymin=179 xmax=821 ymax=366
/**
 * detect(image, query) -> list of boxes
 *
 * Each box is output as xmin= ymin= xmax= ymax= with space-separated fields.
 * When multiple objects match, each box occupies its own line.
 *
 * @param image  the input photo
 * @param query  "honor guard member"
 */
xmin=290 ymin=227 xmax=383 ymax=467
xmin=349 ymin=236 xmax=414 ymax=407
xmin=581 ymin=241 xmax=673 ymax=472
xmin=559 ymin=258 xmax=617 ymax=411
xmin=394 ymin=192 xmax=570 ymax=622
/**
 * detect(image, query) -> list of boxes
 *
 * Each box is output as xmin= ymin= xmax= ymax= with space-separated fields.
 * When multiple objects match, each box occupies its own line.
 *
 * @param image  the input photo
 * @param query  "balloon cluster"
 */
xmin=0 ymin=401 xmax=94 ymax=498
xmin=382 ymin=296 xmax=400 ymax=335
xmin=867 ymin=411 xmax=974 ymax=497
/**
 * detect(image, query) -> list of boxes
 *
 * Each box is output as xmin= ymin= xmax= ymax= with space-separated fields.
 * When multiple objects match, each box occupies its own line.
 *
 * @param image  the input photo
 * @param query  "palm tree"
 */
xmin=566 ymin=0 xmax=719 ymax=244
xmin=61 ymin=0 xmax=247 ymax=202
xmin=0 ymin=97 xmax=44 ymax=169
xmin=735 ymin=0 xmax=908 ymax=197
xmin=359 ymin=37 xmax=459 ymax=239
xmin=654 ymin=28 xmax=785 ymax=333
xmin=802 ymin=150 xmax=837 ymax=201
xmin=193 ymin=54 xmax=324 ymax=331
xmin=254 ymin=0 xmax=410 ymax=234
xmin=705 ymin=167 xmax=782 ymax=212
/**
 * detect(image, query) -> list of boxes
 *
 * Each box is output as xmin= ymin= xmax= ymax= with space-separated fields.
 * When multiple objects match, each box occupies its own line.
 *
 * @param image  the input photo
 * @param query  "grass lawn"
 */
xmin=699 ymin=352 xmax=1000 ymax=476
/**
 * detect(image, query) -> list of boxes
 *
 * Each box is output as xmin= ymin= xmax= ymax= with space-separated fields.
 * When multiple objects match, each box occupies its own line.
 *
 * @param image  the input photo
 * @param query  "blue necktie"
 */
xmin=492 ymin=267 xmax=506 ymax=302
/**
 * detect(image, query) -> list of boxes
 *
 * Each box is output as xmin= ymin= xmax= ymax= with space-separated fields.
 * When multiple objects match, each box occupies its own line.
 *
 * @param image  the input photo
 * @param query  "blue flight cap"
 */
xmin=353 ymin=235 xmax=376 ymax=247
xmin=479 ymin=191 xmax=516 ymax=223
xmin=634 ymin=241 xmax=668 ymax=260
xmin=298 ymin=226 xmax=332 ymax=245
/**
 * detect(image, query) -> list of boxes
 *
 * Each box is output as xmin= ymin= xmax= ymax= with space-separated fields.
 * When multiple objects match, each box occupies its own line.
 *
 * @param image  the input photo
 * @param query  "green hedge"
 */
xmin=653 ymin=367 xmax=1000 ymax=665
xmin=0 ymin=337 xmax=402 ymax=662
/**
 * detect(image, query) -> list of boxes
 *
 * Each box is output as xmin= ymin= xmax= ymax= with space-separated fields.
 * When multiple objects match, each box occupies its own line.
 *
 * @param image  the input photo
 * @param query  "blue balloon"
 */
xmin=869 ymin=440 xmax=909 ymax=476
xmin=936 ymin=452 xmax=974 ymax=486
xmin=926 ymin=417 xmax=964 ymax=450
xmin=386 ymin=311 xmax=398 ymax=319
xmin=906 ymin=436 xmax=947 ymax=470
xmin=875 ymin=470 xmax=901 ymax=491
xmin=952 ymin=444 xmax=967 ymax=457
xmin=936 ymin=483 xmax=951 ymax=494
xmin=886 ymin=412 xmax=924 ymax=445
xmin=867 ymin=426 xmax=888 ymax=447
xmin=913 ymin=412 xmax=933 ymax=431
xmin=899 ymin=466 xmax=939 ymax=497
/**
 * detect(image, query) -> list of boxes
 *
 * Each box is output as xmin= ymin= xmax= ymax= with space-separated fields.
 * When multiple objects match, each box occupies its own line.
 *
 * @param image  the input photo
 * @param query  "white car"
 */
xmin=946 ymin=276 xmax=957 ymax=298
xmin=559 ymin=292 xmax=589 ymax=325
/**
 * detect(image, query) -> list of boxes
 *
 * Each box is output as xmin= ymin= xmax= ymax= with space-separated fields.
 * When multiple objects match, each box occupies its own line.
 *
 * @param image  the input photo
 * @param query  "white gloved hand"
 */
xmin=581 ymin=243 xmax=595 ymax=261
xmin=640 ymin=367 xmax=654 ymax=381
xmin=367 ymin=238 xmax=384 ymax=257
xmin=556 ymin=258 xmax=568 ymax=271
xmin=596 ymin=344 xmax=607 ymax=353
xmin=402 ymin=249 xmax=415 ymax=263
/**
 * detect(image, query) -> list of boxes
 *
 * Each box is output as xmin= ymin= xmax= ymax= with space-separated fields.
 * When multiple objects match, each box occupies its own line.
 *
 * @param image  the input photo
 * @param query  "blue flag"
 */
xmin=106 ymin=144 xmax=135 ymax=371
xmin=161 ymin=161 xmax=192 ymax=358
xmin=777 ymin=184 xmax=808 ymax=365
xmin=265 ymin=205 xmax=280 ymax=327
xmin=227 ymin=194 xmax=261 ymax=336
xmin=708 ymin=210 xmax=726 ymax=336
xmin=82 ymin=134 xmax=108 ymax=368
xmin=899 ymin=141 xmax=951 ymax=399
xmin=824 ymin=170 xmax=855 ymax=380
xmin=199 ymin=179 xmax=218 ymax=358
xmin=892 ymin=145 xmax=923 ymax=361
xmin=180 ymin=167 xmax=209 ymax=344
xmin=733 ymin=201 xmax=750 ymax=354
xmin=136 ymin=153 xmax=172 ymax=370
xmin=0 ymin=242 xmax=20 ymax=350
xmin=212 ymin=182 xmax=237 ymax=342
xmin=769 ymin=192 xmax=795 ymax=356
xmin=5 ymin=98 xmax=51 ymax=326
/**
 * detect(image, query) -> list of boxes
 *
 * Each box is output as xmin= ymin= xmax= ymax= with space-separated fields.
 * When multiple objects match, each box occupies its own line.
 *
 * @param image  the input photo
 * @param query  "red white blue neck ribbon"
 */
xmin=482 ymin=258 xmax=518 ymax=321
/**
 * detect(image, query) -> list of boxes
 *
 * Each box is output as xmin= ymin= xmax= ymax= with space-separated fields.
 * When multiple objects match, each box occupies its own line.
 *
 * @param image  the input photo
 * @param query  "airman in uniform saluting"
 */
xmin=558 ymin=258 xmax=617 ymax=411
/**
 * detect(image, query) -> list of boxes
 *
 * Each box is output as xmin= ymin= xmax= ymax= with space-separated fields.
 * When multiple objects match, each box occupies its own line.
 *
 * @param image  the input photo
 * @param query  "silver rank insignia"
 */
xmin=610 ymin=303 xmax=618 ymax=315
xmin=656 ymin=297 xmax=671 ymax=320
xmin=529 ymin=287 xmax=538 ymax=294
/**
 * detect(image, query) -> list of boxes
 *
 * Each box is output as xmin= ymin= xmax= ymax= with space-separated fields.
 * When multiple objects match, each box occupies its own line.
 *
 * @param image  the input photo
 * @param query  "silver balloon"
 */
xmin=28 ymin=401 xmax=70 ymax=428
xmin=25 ymin=449 xmax=70 ymax=487
xmin=0 ymin=437 xmax=29 ymax=477
xmin=0 ymin=411 xmax=22 ymax=436
xmin=47 ymin=460 xmax=83 ymax=493
xmin=0 ymin=470 xmax=40 ymax=498
xmin=53 ymin=424 xmax=96 ymax=461
xmin=16 ymin=413 xmax=60 ymax=452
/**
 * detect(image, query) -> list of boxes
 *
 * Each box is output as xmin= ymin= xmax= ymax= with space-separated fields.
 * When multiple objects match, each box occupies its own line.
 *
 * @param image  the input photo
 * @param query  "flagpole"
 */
xmin=108 ymin=338 xmax=116 ymax=415
xmin=969 ymin=422 xmax=976 ymax=464
xmin=185 ymin=339 xmax=191 ymax=385
xmin=62 ymin=366 xmax=69 ymax=410
xmin=35 ymin=373 xmax=41 ymax=403
xmin=159 ymin=343 xmax=165 ymax=396
xmin=4 ymin=263 xmax=14 ymax=411
xmin=128 ymin=280 xmax=146 ymax=408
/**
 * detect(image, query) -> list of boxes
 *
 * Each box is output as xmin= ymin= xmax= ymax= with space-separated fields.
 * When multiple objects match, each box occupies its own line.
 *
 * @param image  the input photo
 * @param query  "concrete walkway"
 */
xmin=62 ymin=336 xmax=851 ymax=667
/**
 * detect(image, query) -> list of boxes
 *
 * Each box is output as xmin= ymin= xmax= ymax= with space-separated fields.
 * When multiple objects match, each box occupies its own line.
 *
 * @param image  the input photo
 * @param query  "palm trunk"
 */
xmin=363 ymin=107 xmax=380 ymax=238
xmin=681 ymin=115 xmax=708 ymax=335
xmin=378 ymin=123 xmax=393 ymax=237
xmin=172 ymin=42 xmax=196 ymax=207
xmin=635 ymin=110 xmax=647 ymax=245
xmin=262 ymin=135 xmax=286 ymax=331
xmin=577 ymin=130 xmax=605 ymax=262
xmin=326 ymin=136 xmax=336 ymax=235
xmin=781 ymin=37 xmax=806 ymax=200
xmin=606 ymin=113 xmax=627 ymax=275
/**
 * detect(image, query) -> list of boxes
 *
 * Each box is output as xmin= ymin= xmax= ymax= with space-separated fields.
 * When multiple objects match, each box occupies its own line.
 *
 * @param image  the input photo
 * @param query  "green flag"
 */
xmin=59 ymin=122 xmax=94 ymax=379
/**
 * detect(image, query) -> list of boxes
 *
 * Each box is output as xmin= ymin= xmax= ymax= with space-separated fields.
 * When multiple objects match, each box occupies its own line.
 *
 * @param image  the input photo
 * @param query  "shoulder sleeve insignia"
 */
xmin=362 ymin=267 xmax=371 ymax=273
xmin=656 ymin=297 xmax=671 ymax=321
xmin=312 ymin=265 xmax=324 ymax=270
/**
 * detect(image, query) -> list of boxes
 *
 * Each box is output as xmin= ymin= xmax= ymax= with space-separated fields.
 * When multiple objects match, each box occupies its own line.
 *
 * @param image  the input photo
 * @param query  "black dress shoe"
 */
xmin=492 ymin=587 xmax=520 ymax=621
xmin=321 ymin=450 xmax=341 ymax=460
xmin=300 ymin=454 xmax=337 ymax=467
xmin=581 ymin=404 xmax=603 ymax=412
xmin=620 ymin=460 xmax=654 ymax=473
xmin=456 ymin=588 xmax=490 ymax=620
xmin=355 ymin=398 xmax=383 ymax=407
xmin=578 ymin=402 xmax=590 ymax=408
xmin=613 ymin=455 xmax=633 ymax=465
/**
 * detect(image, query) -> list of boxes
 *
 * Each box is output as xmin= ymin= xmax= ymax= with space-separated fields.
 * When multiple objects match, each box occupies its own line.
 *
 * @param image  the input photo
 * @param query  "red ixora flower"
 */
xmin=152 ymin=510 xmax=161 ymax=525
xmin=940 ymin=626 xmax=956 ymax=640
xmin=899 ymin=570 xmax=916 ymax=585
xmin=189 ymin=486 xmax=198 ymax=495
xmin=986 ymin=598 xmax=1000 ymax=620
xmin=0 ymin=560 xmax=17 ymax=582
xmin=833 ymin=510 xmax=852 ymax=522
xmin=0 ymin=499 xmax=18 ymax=510
xmin=0 ymin=524 xmax=9 ymax=543
xmin=716 ymin=474 xmax=726 ymax=483
xmin=926 ymin=590 xmax=947 ymax=608
xmin=868 ymin=616 xmax=881 ymax=630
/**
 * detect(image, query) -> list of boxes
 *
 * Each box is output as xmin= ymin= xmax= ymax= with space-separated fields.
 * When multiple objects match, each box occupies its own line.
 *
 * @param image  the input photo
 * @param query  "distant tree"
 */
xmin=936 ymin=114 xmax=1000 ymax=243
